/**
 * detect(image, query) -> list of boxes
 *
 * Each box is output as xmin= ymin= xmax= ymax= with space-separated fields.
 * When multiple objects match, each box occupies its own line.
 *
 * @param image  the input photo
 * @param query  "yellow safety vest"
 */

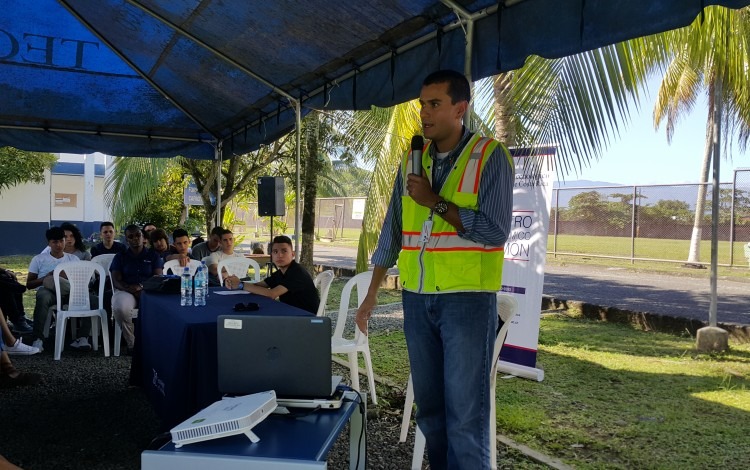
xmin=397 ymin=133 xmax=511 ymax=293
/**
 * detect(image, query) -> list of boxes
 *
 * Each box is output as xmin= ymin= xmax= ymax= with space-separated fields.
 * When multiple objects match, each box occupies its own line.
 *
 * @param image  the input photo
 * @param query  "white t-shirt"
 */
xmin=208 ymin=251 xmax=244 ymax=267
xmin=28 ymin=252 xmax=80 ymax=278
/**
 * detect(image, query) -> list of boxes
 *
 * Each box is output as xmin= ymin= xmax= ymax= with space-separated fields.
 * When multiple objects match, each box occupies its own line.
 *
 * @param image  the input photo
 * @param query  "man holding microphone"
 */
xmin=355 ymin=70 xmax=513 ymax=469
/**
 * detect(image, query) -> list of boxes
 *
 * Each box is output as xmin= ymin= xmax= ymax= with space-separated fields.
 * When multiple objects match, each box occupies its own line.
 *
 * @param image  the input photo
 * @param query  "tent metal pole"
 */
xmin=442 ymin=0 xmax=475 ymax=129
xmin=216 ymin=142 xmax=222 ymax=229
xmin=295 ymin=102 xmax=302 ymax=262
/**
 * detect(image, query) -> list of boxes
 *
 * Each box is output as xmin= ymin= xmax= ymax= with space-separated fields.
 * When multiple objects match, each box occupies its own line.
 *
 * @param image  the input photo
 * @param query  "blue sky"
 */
xmin=570 ymin=81 xmax=750 ymax=186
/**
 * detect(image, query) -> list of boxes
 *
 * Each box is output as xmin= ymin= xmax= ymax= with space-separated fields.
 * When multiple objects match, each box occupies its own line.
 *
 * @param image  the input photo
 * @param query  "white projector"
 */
xmin=170 ymin=390 xmax=277 ymax=448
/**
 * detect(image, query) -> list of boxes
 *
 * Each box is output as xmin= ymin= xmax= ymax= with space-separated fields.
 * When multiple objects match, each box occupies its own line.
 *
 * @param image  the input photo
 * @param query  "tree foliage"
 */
xmin=0 ymin=147 xmax=57 ymax=193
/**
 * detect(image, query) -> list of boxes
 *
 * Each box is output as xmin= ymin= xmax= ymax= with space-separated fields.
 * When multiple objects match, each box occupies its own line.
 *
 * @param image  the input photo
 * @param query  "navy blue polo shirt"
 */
xmin=110 ymin=248 xmax=164 ymax=284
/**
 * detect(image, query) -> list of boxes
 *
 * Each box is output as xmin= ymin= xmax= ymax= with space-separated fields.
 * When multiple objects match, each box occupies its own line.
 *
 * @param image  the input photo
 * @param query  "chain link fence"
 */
xmin=549 ymin=169 xmax=750 ymax=267
xmin=224 ymin=197 xmax=370 ymax=249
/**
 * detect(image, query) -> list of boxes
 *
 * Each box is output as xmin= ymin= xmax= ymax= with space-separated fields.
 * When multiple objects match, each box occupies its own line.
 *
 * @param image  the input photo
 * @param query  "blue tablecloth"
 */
xmin=132 ymin=288 xmax=312 ymax=428
xmin=141 ymin=390 xmax=366 ymax=469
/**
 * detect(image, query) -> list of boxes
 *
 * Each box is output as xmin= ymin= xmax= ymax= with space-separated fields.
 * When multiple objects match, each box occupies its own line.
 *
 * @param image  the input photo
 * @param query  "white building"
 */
xmin=0 ymin=153 xmax=111 ymax=255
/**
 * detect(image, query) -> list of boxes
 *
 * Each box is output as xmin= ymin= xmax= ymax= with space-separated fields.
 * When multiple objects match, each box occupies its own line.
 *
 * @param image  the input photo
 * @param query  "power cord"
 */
xmin=349 ymin=389 xmax=367 ymax=469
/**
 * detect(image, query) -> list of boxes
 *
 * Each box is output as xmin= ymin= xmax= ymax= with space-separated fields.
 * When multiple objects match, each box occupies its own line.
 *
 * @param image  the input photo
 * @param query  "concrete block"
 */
xmin=695 ymin=326 xmax=729 ymax=352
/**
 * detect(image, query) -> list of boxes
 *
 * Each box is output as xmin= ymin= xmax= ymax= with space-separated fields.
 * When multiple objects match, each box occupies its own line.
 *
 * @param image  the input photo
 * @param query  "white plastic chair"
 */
xmin=332 ymin=271 xmax=377 ymax=405
xmin=217 ymin=257 xmax=261 ymax=283
xmin=91 ymin=254 xmax=116 ymax=292
xmin=313 ymin=270 xmax=334 ymax=316
xmin=52 ymin=261 xmax=110 ymax=360
xmin=163 ymin=259 xmax=202 ymax=276
xmin=401 ymin=293 xmax=519 ymax=469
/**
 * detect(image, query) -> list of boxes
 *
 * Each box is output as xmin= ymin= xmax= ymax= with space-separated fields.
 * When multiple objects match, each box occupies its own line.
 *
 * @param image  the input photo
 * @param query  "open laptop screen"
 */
xmin=217 ymin=315 xmax=333 ymax=398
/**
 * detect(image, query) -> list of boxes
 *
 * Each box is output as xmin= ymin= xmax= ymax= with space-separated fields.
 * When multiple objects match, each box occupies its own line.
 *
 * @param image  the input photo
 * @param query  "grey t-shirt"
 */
xmin=190 ymin=241 xmax=220 ymax=262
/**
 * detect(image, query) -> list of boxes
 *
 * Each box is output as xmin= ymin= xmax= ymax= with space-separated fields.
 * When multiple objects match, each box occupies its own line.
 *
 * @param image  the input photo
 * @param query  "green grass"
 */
xmin=323 ymin=277 xmax=402 ymax=313
xmin=367 ymin=316 xmax=750 ymax=469
xmin=317 ymin=228 xmax=362 ymax=247
xmin=548 ymin=234 xmax=750 ymax=280
xmin=549 ymin=233 xmax=749 ymax=265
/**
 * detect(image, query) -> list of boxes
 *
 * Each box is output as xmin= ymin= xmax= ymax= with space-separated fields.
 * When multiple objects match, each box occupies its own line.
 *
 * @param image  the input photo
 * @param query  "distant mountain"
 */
xmin=553 ymin=179 xmax=623 ymax=189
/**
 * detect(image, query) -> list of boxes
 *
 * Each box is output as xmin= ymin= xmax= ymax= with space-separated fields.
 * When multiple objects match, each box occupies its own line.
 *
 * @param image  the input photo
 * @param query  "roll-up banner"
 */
xmin=498 ymin=148 xmax=556 ymax=381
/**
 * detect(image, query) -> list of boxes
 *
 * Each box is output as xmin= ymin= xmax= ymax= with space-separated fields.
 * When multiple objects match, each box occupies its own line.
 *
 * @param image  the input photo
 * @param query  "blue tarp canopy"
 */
xmin=2 ymin=0 xmax=749 ymax=160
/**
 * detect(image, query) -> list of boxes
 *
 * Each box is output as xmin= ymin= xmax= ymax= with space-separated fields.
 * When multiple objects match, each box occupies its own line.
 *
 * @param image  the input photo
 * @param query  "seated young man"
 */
xmin=164 ymin=228 xmax=192 ymax=269
xmin=26 ymin=227 xmax=94 ymax=352
xmin=149 ymin=229 xmax=172 ymax=262
xmin=91 ymin=221 xmax=126 ymax=257
xmin=207 ymin=228 xmax=244 ymax=286
xmin=225 ymin=236 xmax=319 ymax=314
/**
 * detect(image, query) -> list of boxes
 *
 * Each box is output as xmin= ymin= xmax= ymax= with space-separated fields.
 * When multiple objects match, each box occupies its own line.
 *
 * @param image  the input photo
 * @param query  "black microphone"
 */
xmin=411 ymin=135 xmax=424 ymax=175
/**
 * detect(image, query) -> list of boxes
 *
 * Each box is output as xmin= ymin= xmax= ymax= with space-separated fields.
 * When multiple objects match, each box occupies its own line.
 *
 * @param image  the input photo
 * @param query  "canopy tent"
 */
xmin=2 ymin=1 xmax=747 ymax=322
xmin=2 ymin=0 xmax=750 ymax=160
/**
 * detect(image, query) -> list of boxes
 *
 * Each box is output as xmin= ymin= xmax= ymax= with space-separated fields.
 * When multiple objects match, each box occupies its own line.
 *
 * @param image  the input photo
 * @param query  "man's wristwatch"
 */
xmin=433 ymin=199 xmax=449 ymax=216
xmin=237 ymin=281 xmax=245 ymax=290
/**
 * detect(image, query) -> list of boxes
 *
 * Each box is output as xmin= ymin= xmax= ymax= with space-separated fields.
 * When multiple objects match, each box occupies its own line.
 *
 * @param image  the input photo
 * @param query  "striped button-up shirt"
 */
xmin=371 ymin=128 xmax=514 ymax=268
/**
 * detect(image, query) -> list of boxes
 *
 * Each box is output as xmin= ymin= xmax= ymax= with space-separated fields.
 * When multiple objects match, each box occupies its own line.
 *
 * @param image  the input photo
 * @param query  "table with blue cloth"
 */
xmin=131 ymin=288 xmax=312 ymax=429
xmin=141 ymin=389 xmax=366 ymax=469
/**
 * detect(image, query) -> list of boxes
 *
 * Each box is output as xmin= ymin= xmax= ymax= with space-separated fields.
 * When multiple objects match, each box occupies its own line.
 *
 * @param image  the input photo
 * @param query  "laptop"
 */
xmin=217 ymin=315 xmax=344 ymax=409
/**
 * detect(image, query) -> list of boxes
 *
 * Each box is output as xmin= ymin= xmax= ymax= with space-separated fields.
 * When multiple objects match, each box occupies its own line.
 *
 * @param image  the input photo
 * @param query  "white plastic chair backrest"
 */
xmin=217 ymin=257 xmax=260 ymax=282
xmin=334 ymin=271 xmax=373 ymax=342
xmin=90 ymin=254 xmax=116 ymax=290
xmin=164 ymin=259 xmax=202 ymax=276
xmin=53 ymin=261 xmax=105 ymax=312
xmin=495 ymin=293 xmax=518 ymax=355
xmin=313 ymin=270 xmax=335 ymax=316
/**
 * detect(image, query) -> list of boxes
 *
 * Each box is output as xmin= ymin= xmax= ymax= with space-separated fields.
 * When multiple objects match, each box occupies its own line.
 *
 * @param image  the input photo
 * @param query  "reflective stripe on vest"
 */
xmin=397 ymin=134 xmax=509 ymax=293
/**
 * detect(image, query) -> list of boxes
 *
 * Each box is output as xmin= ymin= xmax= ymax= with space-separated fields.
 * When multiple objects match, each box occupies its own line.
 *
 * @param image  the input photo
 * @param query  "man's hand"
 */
xmin=225 ymin=274 xmax=241 ymax=289
xmin=355 ymin=294 xmax=377 ymax=336
xmin=178 ymin=255 xmax=190 ymax=267
xmin=406 ymin=172 xmax=440 ymax=209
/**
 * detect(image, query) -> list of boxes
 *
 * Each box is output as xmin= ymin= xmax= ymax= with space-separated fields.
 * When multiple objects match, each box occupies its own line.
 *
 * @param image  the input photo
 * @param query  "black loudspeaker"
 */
xmin=258 ymin=177 xmax=285 ymax=216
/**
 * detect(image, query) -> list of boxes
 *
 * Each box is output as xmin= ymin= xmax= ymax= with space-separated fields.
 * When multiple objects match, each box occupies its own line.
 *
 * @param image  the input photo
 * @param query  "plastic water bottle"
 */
xmin=194 ymin=266 xmax=206 ymax=306
xmin=180 ymin=266 xmax=192 ymax=306
xmin=201 ymin=260 xmax=209 ymax=297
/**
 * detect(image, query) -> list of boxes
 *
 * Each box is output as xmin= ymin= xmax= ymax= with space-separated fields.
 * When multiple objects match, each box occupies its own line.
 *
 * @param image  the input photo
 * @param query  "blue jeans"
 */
xmin=403 ymin=290 xmax=497 ymax=470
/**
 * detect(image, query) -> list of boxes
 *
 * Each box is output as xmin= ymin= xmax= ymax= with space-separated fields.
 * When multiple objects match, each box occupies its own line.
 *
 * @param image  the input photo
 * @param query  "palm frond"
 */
xmin=105 ymin=156 xmax=180 ymax=227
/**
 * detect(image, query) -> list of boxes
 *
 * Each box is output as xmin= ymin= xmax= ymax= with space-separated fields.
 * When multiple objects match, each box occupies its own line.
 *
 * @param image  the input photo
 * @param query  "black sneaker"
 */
xmin=10 ymin=317 xmax=33 ymax=335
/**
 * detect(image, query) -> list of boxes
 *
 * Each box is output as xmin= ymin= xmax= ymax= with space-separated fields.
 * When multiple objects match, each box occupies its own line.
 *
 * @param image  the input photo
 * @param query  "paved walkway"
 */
xmin=312 ymin=244 xmax=749 ymax=326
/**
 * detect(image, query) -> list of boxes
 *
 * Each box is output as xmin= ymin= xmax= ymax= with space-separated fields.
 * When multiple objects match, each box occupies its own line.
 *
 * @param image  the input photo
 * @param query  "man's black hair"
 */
xmin=124 ymin=224 xmax=141 ymax=234
xmin=100 ymin=221 xmax=115 ymax=230
xmin=172 ymin=228 xmax=189 ymax=240
xmin=210 ymin=226 xmax=224 ymax=237
xmin=46 ymin=226 xmax=65 ymax=241
xmin=422 ymin=69 xmax=471 ymax=104
xmin=271 ymin=235 xmax=293 ymax=248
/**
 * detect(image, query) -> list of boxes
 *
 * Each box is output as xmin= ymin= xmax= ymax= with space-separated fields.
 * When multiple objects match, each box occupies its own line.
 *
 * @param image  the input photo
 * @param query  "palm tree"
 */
xmin=106 ymin=137 xmax=292 ymax=234
xmin=350 ymin=39 xmax=659 ymax=271
xmin=651 ymin=6 xmax=750 ymax=265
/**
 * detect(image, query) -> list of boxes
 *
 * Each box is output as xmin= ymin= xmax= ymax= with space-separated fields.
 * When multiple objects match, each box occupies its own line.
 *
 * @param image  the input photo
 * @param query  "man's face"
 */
xmin=48 ymin=238 xmax=65 ymax=256
xmin=153 ymin=237 xmax=169 ymax=252
xmin=271 ymin=242 xmax=294 ymax=269
xmin=208 ymin=234 xmax=221 ymax=250
xmin=419 ymin=82 xmax=466 ymax=148
xmin=125 ymin=229 xmax=143 ymax=250
xmin=101 ymin=225 xmax=115 ymax=244
xmin=220 ymin=233 xmax=234 ymax=253
xmin=63 ymin=230 xmax=75 ymax=249
xmin=173 ymin=236 xmax=190 ymax=256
